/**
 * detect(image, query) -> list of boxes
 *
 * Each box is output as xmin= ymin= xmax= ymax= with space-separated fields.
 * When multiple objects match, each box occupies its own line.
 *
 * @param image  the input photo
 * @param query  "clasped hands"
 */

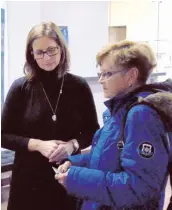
xmin=37 ymin=140 xmax=74 ymax=163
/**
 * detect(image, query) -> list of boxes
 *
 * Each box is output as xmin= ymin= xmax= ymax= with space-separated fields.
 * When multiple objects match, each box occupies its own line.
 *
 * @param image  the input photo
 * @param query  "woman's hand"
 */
xmin=28 ymin=139 xmax=61 ymax=158
xmin=37 ymin=140 xmax=62 ymax=158
xmin=55 ymin=170 xmax=69 ymax=188
xmin=57 ymin=161 xmax=72 ymax=173
xmin=48 ymin=141 xmax=74 ymax=163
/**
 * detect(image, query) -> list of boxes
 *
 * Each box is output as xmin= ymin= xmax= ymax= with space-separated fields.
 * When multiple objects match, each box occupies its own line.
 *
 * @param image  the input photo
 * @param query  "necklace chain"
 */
xmin=40 ymin=75 xmax=64 ymax=121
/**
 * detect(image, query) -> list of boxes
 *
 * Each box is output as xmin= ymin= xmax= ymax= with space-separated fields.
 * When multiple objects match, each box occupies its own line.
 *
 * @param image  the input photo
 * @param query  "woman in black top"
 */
xmin=1 ymin=22 xmax=99 ymax=210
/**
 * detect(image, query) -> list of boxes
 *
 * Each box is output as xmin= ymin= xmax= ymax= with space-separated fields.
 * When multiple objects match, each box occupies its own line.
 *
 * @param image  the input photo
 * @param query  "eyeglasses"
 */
xmin=32 ymin=46 xmax=60 ymax=59
xmin=97 ymin=69 xmax=126 ymax=79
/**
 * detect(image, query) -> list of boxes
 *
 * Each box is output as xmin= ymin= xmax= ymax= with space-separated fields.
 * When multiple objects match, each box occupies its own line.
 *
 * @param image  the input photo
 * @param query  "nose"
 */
xmin=98 ymin=76 xmax=104 ymax=85
xmin=43 ymin=52 xmax=51 ymax=60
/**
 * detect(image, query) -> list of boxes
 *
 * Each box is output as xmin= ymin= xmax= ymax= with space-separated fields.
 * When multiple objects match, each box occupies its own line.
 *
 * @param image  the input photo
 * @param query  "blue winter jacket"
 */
xmin=66 ymin=91 xmax=170 ymax=210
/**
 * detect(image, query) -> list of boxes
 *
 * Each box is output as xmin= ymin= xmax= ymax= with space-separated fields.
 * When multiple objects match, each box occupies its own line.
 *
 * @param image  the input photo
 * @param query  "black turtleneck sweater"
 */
xmin=36 ymin=68 xmax=62 ymax=110
xmin=1 ymin=69 xmax=99 ymax=210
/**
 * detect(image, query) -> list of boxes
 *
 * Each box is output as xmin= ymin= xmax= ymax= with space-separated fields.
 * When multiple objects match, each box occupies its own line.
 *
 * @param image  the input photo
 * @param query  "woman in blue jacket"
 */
xmin=55 ymin=40 xmax=172 ymax=210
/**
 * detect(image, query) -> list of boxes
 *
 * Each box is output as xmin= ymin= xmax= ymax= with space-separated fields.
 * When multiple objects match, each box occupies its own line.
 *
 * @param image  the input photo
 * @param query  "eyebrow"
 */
xmin=33 ymin=46 xmax=58 ymax=51
xmin=100 ymin=68 xmax=110 ymax=72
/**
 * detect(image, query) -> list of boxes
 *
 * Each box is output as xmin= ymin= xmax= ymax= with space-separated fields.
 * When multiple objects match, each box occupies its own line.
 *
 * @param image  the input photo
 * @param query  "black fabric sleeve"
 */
xmin=1 ymin=77 xmax=30 ymax=151
xmin=75 ymin=79 xmax=100 ymax=150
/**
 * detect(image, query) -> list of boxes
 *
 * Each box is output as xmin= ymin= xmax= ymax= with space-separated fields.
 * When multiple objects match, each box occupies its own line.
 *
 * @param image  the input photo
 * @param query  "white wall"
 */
xmin=5 ymin=1 xmax=108 ymax=94
xmin=109 ymin=0 xmax=172 ymax=43
xmin=109 ymin=0 xmax=157 ymax=41
xmin=88 ymin=80 xmax=106 ymax=126
xmin=40 ymin=1 xmax=108 ymax=78
xmin=109 ymin=0 xmax=172 ymax=76
xmin=0 ymin=1 xmax=5 ymax=8
xmin=6 ymin=1 xmax=41 ymax=93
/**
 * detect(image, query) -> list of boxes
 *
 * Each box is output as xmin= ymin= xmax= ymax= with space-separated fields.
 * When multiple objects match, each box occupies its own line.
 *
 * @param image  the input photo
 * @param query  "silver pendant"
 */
xmin=52 ymin=114 xmax=57 ymax=121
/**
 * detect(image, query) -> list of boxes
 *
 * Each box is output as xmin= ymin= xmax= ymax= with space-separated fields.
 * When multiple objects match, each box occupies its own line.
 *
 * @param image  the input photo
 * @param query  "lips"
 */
xmin=45 ymin=63 xmax=55 ymax=67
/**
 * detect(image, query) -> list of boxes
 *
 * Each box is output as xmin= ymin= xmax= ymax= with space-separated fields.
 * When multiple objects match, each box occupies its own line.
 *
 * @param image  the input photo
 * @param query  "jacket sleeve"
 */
xmin=66 ymin=105 xmax=169 ymax=208
xmin=1 ymin=78 xmax=30 ymax=151
xmin=75 ymin=79 xmax=99 ymax=149
xmin=68 ymin=153 xmax=91 ymax=167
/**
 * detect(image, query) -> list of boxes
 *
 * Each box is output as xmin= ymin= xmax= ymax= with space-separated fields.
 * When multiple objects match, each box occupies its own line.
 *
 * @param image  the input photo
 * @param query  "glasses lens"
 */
xmin=47 ymin=47 xmax=59 ymax=56
xmin=32 ymin=47 xmax=59 ymax=59
xmin=33 ymin=50 xmax=43 ymax=59
xmin=106 ymin=72 xmax=113 ymax=78
xmin=97 ymin=73 xmax=101 ymax=78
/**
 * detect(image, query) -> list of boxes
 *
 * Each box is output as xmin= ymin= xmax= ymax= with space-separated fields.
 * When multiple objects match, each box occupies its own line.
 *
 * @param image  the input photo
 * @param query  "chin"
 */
xmin=103 ymin=92 xmax=109 ymax=98
xmin=43 ymin=66 xmax=57 ymax=71
xmin=44 ymin=68 xmax=55 ymax=71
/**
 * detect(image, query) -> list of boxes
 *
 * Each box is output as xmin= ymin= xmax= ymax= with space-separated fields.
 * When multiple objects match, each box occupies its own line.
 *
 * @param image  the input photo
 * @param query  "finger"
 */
xmin=57 ymin=165 xmax=63 ymax=173
xmin=54 ymin=141 xmax=61 ymax=145
xmin=55 ymin=175 xmax=65 ymax=187
xmin=61 ymin=167 xmax=67 ymax=173
xmin=49 ymin=146 xmax=61 ymax=160
xmin=49 ymin=148 xmax=64 ymax=162
xmin=57 ymin=163 xmax=68 ymax=173
xmin=52 ymin=145 xmax=59 ymax=151
xmin=61 ymin=162 xmax=70 ymax=173
xmin=49 ymin=149 xmax=66 ymax=163
xmin=54 ymin=173 xmax=64 ymax=181
xmin=58 ymin=165 xmax=66 ymax=173
xmin=55 ymin=140 xmax=66 ymax=145
xmin=51 ymin=145 xmax=66 ymax=160
xmin=47 ymin=149 xmax=55 ymax=159
xmin=54 ymin=174 xmax=60 ymax=180
xmin=55 ymin=149 xmax=67 ymax=162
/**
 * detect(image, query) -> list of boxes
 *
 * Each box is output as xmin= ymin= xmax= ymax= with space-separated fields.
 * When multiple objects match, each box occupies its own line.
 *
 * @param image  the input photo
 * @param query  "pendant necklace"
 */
xmin=40 ymin=75 xmax=64 ymax=122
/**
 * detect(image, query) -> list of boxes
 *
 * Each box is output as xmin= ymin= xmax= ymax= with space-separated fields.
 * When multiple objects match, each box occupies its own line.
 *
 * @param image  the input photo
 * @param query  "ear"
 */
xmin=126 ymin=67 xmax=139 ymax=86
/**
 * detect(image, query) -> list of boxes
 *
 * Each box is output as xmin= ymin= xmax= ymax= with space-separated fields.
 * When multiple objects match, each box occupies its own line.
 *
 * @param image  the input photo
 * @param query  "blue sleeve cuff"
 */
xmin=68 ymin=153 xmax=90 ymax=167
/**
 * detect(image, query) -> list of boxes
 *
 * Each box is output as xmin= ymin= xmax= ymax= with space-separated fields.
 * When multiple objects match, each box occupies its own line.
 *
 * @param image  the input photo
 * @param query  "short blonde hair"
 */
xmin=96 ymin=40 xmax=157 ymax=83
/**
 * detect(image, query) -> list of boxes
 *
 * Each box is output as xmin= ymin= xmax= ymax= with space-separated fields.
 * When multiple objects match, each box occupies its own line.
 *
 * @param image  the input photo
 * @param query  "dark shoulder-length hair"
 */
xmin=24 ymin=22 xmax=70 ymax=79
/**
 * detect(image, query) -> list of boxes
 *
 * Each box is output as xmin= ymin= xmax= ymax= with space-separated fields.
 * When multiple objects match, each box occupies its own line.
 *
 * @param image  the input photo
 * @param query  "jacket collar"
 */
xmin=104 ymin=90 xmax=152 ymax=114
xmin=104 ymin=88 xmax=172 ymax=128
xmin=104 ymin=79 xmax=172 ymax=115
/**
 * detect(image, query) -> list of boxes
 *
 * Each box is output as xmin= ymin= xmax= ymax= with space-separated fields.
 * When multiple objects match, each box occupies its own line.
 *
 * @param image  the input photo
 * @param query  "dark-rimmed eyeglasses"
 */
xmin=97 ymin=69 xmax=126 ymax=79
xmin=32 ymin=46 xmax=60 ymax=59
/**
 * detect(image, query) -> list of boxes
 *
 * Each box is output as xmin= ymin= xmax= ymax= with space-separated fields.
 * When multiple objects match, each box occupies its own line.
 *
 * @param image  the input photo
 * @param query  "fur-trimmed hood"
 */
xmin=137 ymin=78 xmax=172 ymax=127
xmin=138 ymin=92 xmax=172 ymax=127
